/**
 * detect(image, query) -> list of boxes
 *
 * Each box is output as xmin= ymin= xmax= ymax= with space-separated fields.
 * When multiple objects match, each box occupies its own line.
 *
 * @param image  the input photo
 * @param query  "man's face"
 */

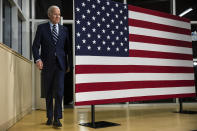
xmin=49 ymin=8 xmax=60 ymax=24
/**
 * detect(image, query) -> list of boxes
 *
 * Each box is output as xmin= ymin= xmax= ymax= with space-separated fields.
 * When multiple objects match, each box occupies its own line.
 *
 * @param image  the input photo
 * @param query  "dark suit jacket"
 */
xmin=32 ymin=22 xmax=71 ymax=72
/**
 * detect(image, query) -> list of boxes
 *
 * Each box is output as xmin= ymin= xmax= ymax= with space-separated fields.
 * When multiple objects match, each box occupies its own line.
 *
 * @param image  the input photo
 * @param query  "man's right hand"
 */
xmin=36 ymin=60 xmax=43 ymax=70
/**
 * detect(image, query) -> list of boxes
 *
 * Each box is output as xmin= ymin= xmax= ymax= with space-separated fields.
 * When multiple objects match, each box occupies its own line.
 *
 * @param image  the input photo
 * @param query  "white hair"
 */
xmin=47 ymin=5 xmax=60 ymax=16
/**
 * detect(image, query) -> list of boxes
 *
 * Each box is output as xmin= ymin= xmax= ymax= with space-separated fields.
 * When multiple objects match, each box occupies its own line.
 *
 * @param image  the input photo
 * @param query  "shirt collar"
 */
xmin=49 ymin=21 xmax=58 ymax=28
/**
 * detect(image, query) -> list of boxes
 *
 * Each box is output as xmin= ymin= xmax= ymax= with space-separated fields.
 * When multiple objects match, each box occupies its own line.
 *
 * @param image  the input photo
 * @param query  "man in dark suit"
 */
xmin=32 ymin=5 xmax=71 ymax=127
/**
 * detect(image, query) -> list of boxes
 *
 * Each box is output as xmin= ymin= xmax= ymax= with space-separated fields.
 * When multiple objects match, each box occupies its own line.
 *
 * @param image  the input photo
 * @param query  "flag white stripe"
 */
xmin=129 ymin=42 xmax=193 ymax=54
xmin=76 ymin=86 xmax=195 ymax=102
xmin=128 ymin=11 xmax=191 ymax=29
xmin=129 ymin=26 xmax=192 ymax=42
xmin=76 ymin=73 xmax=194 ymax=84
xmin=76 ymin=56 xmax=193 ymax=67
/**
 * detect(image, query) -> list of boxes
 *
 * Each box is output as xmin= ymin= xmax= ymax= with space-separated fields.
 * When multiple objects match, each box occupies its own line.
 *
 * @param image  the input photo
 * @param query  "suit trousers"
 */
xmin=41 ymin=56 xmax=64 ymax=120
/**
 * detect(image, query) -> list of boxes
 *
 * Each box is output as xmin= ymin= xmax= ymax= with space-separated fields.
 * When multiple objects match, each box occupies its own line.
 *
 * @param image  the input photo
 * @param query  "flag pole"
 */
xmin=173 ymin=98 xmax=197 ymax=114
xmin=178 ymin=98 xmax=183 ymax=113
xmin=79 ymin=104 xmax=120 ymax=128
xmin=91 ymin=105 xmax=96 ymax=128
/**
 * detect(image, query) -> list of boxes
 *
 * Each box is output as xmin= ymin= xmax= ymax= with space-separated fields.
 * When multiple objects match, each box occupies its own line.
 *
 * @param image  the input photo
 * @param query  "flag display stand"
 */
xmin=174 ymin=98 xmax=197 ymax=114
xmin=79 ymin=105 xmax=120 ymax=128
xmin=75 ymin=0 xmax=196 ymax=110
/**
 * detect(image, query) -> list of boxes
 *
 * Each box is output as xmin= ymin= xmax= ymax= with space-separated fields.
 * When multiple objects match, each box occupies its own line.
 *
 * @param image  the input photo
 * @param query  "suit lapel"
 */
xmin=57 ymin=24 xmax=64 ymax=43
xmin=46 ymin=23 xmax=55 ymax=46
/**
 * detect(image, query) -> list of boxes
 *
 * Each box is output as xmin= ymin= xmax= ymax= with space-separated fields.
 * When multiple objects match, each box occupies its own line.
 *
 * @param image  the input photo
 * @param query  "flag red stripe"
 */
xmin=75 ymin=93 xmax=196 ymax=106
xmin=129 ymin=34 xmax=192 ymax=48
xmin=76 ymin=65 xmax=194 ymax=74
xmin=76 ymin=80 xmax=195 ymax=93
xmin=129 ymin=19 xmax=191 ymax=35
xmin=128 ymin=5 xmax=190 ymax=23
xmin=129 ymin=49 xmax=193 ymax=60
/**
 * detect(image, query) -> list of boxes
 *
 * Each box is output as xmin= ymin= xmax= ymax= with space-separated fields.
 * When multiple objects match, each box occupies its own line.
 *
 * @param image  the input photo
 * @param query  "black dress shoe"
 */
xmin=46 ymin=119 xmax=53 ymax=125
xmin=53 ymin=119 xmax=62 ymax=127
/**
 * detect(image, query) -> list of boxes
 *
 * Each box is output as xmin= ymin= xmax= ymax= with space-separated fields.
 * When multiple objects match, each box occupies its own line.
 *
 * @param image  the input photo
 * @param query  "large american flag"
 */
xmin=75 ymin=0 xmax=196 ymax=106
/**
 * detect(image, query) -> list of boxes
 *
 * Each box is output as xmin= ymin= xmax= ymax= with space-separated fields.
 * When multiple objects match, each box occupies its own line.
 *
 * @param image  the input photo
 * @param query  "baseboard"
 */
xmin=0 ymin=106 xmax=32 ymax=131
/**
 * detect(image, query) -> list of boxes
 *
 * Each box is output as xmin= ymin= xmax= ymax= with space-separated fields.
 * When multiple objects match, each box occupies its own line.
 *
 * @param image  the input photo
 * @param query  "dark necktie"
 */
xmin=52 ymin=24 xmax=58 ymax=44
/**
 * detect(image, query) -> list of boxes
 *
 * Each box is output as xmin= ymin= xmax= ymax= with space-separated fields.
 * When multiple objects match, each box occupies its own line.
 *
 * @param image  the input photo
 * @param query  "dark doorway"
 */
xmin=127 ymin=0 xmax=171 ymax=14
xmin=63 ymin=24 xmax=74 ymax=107
xmin=35 ymin=0 xmax=73 ymax=19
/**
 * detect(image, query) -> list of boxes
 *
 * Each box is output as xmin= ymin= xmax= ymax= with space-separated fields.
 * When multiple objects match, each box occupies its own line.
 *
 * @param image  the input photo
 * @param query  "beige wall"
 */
xmin=0 ymin=43 xmax=32 ymax=131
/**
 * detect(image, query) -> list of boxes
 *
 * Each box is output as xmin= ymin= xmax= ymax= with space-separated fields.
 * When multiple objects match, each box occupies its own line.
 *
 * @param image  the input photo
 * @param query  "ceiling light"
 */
xmin=179 ymin=8 xmax=193 ymax=17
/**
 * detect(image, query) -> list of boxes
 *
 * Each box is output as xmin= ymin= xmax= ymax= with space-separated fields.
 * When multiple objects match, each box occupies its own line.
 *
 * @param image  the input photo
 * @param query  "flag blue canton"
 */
xmin=75 ymin=0 xmax=129 ymax=56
